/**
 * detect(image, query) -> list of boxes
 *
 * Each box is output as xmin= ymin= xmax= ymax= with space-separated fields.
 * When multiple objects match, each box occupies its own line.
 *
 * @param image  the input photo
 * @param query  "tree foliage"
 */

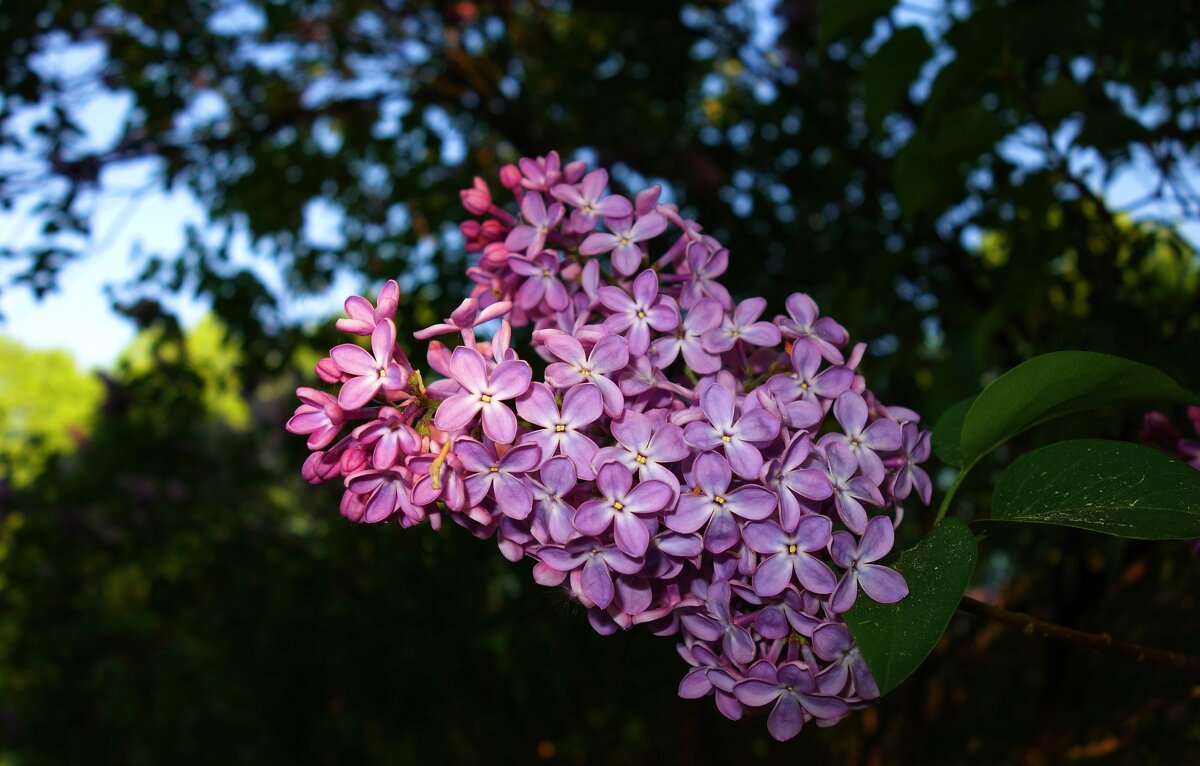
xmin=2 ymin=0 xmax=1200 ymax=762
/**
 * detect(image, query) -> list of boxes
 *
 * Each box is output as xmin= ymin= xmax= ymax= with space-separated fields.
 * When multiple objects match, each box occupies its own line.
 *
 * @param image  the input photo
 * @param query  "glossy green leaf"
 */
xmin=989 ymin=440 xmax=1200 ymax=539
xmin=959 ymin=352 xmax=1197 ymax=466
xmin=930 ymin=395 xmax=975 ymax=467
xmin=845 ymin=518 xmax=978 ymax=695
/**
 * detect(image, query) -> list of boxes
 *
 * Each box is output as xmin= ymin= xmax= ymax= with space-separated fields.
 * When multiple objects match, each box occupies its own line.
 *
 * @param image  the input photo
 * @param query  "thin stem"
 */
xmin=958 ymin=596 xmax=1200 ymax=674
xmin=933 ymin=465 xmax=969 ymax=524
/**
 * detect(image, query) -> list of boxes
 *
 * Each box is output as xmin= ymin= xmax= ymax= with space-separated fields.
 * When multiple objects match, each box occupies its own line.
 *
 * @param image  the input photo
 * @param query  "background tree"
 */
xmin=1 ymin=0 xmax=1198 ymax=763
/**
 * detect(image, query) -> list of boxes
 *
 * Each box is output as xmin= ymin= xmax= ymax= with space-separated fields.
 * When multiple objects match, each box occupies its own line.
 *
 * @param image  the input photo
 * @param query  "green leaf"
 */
xmin=931 ymin=395 xmax=975 ymax=467
xmin=845 ymin=518 xmax=978 ymax=695
xmin=959 ymin=351 xmax=1197 ymax=467
xmin=989 ymin=440 xmax=1200 ymax=539
xmin=819 ymin=0 xmax=896 ymax=45
xmin=863 ymin=27 xmax=933 ymax=128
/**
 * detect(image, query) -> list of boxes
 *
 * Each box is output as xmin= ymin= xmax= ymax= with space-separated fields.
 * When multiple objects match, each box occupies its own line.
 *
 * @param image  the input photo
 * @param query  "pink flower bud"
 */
xmin=459 ymin=176 xmax=492 ymax=215
xmin=499 ymin=163 xmax=522 ymax=190
xmin=315 ymin=357 xmax=342 ymax=383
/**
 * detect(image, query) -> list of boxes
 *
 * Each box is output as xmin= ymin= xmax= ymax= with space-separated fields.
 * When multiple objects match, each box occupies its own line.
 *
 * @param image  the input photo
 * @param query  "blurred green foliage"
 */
xmin=2 ymin=0 xmax=1200 ymax=763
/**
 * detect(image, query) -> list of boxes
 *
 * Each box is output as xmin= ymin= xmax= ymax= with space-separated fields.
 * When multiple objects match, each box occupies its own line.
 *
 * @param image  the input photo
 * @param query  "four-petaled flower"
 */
xmin=733 ymin=661 xmax=850 ymax=741
xmin=517 ymin=382 xmax=603 ymax=479
xmin=822 ymin=442 xmax=884 ymax=534
xmin=575 ymin=462 xmax=674 ymax=557
xmin=509 ymin=252 xmax=570 ymax=311
xmin=544 ymin=334 xmax=630 ymax=417
xmin=764 ymin=433 xmax=833 ymax=531
xmin=551 ymin=168 xmax=633 ymax=228
xmin=329 ymin=319 xmax=410 ymax=409
xmin=457 ymin=439 xmax=542 ymax=520
xmin=829 ymin=515 xmax=908 ymax=613
xmin=336 ymin=279 xmax=400 ymax=336
xmin=666 ymin=452 xmax=777 ymax=552
xmin=650 ymin=298 xmax=724 ymax=374
xmin=537 ymin=537 xmax=644 ymax=610
xmin=505 ymin=192 xmax=565 ymax=256
xmin=742 ymin=517 xmax=837 ymax=597
xmin=595 ymin=409 xmax=689 ymax=494
xmin=684 ymin=384 xmax=781 ymax=479
xmin=580 ymin=212 xmax=669 ymax=276
xmin=433 ymin=346 xmax=532 ymax=444
xmin=703 ymin=296 xmax=781 ymax=353
xmin=821 ymin=391 xmax=902 ymax=484
xmin=776 ymin=292 xmax=849 ymax=364
xmin=598 ymin=269 xmax=680 ymax=356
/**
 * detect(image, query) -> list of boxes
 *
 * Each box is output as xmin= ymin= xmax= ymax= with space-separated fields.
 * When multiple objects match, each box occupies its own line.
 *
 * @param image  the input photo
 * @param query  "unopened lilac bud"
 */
xmin=460 ymin=177 xmax=493 ymax=215
xmin=315 ymin=357 xmax=342 ymax=383
xmin=340 ymin=446 xmax=369 ymax=474
xmin=499 ymin=163 xmax=522 ymax=189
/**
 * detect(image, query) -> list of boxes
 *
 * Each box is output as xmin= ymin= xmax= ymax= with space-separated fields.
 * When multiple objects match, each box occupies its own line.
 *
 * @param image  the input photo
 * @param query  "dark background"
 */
xmin=1 ymin=1 xmax=1199 ymax=763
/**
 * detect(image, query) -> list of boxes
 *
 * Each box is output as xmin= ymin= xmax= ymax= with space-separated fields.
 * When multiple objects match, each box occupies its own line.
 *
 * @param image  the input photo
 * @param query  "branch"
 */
xmin=958 ymin=595 xmax=1200 ymax=674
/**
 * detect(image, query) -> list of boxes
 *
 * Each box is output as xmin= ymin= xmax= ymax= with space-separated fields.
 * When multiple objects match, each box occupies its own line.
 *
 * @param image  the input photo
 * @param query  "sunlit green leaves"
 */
xmin=931 ymin=395 xmax=974 ymax=467
xmin=845 ymin=518 xmax=978 ymax=695
xmin=989 ymin=440 xmax=1200 ymax=539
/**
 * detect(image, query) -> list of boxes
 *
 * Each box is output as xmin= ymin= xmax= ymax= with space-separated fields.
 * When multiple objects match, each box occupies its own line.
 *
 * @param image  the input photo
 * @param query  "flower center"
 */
xmin=618 ymin=237 xmax=630 ymax=246
xmin=579 ymin=368 xmax=592 ymax=377
xmin=721 ymin=435 xmax=732 ymax=443
xmin=542 ymin=268 xmax=551 ymax=277
xmin=788 ymin=544 xmax=798 ymax=554
xmin=637 ymin=310 xmax=646 ymax=319
xmin=480 ymin=394 xmax=492 ymax=403
xmin=713 ymin=495 xmax=726 ymax=505
xmin=800 ymin=381 xmax=809 ymax=390
xmin=849 ymin=439 xmax=860 ymax=448
xmin=490 ymin=466 xmax=500 ymax=473
xmin=555 ymin=424 xmax=567 ymax=432
xmin=612 ymin=501 xmax=624 ymax=511
xmin=635 ymin=454 xmax=647 ymax=464
xmin=378 ymin=368 xmax=388 ymax=378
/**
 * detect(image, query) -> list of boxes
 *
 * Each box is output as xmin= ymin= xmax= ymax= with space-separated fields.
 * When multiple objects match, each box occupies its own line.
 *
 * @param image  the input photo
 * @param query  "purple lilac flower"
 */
xmin=551 ymin=168 xmax=633 ymax=228
xmin=286 ymin=387 xmax=346 ymax=450
xmin=650 ymin=298 xmax=724 ymax=374
xmin=509 ymin=252 xmax=570 ymax=311
xmin=505 ymin=192 xmax=565 ymax=256
xmin=811 ymin=622 xmax=879 ymax=699
xmin=579 ymin=211 xmax=669 ymax=276
xmin=457 ymin=440 xmax=542 ymax=520
xmin=889 ymin=421 xmax=933 ymax=504
xmin=598 ymin=269 xmax=680 ymax=356
xmin=433 ymin=346 xmax=532 ymax=444
xmin=680 ymin=242 xmax=733 ymax=310
xmin=821 ymin=391 xmax=902 ymax=484
xmin=595 ymin=409 xmax=689 ymax=493
xmin=829 ymin=515 xmax=909 ymax=612
xmin=544 ymin=334 xmax=629 ymax=417
xmin=683 ymin=384 xmax=781 ymax=479
xmin=289 ymin=154 xmax=935 ymax=741
xmin=666 ymin=452 xmax=777 ymax=552
xmin=733 ymin=661 xmax=850 ymax=741
xmin=354 ymin=407 xmax=422 ymax=469
xmin=574 ymin=462 xmax=674 ymax=557
xmin=777 ymin=292 xmax=850 ymax=364
xmin=764 ymin=434 xmax=833 ymax=531
xmin=329 ymin=319 xmax=410 ymax=409
xmin=414 ymin=297 xmax=513 ymax=341
xmin=336 ymin=279 xmax=400 ymax=335
xmin=537 ymin=537 xmax=644 ymax=609
xmin=768 ymin=342 xmax=853 ymax=404
xmin=516 ymin=382 xmax=603 ymax=479
xmin=742 ymin=517 xmax=837 ymax=597
xmin=529 ymin=456 xmax=579 ymax=545
xmin=703 ymin=297 xmax=782 ymax=353
xmin=823 ymin=441 xmax=885 ymax=534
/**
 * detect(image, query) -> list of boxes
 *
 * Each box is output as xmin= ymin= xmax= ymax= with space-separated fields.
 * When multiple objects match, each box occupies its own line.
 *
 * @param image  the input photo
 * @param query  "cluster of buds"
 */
xmin=287 ymin=152 xmax=932 ymax=740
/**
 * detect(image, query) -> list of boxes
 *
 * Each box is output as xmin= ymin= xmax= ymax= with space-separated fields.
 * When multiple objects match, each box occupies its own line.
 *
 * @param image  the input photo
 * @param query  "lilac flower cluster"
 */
xmin=288 ymin=152 xmax=932 ymax=740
